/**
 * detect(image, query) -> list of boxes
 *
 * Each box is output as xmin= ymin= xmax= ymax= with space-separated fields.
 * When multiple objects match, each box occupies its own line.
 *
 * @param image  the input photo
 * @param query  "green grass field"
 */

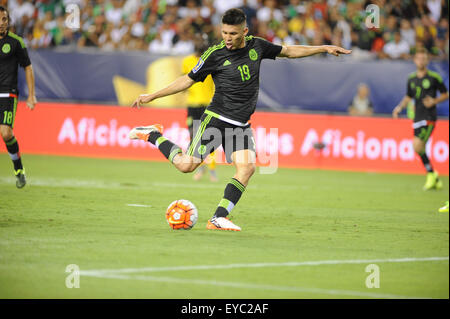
xmin=0 ymin=154 xmax=448 ymax=299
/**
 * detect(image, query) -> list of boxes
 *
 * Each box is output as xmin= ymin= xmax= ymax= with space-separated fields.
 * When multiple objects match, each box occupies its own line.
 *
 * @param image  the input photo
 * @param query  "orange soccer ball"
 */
xmin=165 ymin=200 xmax=198 ymax=230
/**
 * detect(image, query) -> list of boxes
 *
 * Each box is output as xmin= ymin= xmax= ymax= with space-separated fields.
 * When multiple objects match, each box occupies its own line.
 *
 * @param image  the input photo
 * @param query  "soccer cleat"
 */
xmin=128 ymin=124 xmax=163 ymax=141
xmin=207 ymin=216 xmax=241 ymax=231
xmin=423 ymin=172 xmax=437 ymax=191
xmin=15 ymin=169 xmax=26 ymax=189
xmin=438 ymin=201 xmax=449 ymax=213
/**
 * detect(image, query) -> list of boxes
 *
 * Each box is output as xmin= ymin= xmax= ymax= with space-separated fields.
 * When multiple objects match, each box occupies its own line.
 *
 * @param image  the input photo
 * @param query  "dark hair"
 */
xmin=222 ymin=8 xmax=247 ymax=25
xmin=0 ymin=5 xmax=8 ymax=19
xmin=0 ymin=5 xmax=9 ymax=33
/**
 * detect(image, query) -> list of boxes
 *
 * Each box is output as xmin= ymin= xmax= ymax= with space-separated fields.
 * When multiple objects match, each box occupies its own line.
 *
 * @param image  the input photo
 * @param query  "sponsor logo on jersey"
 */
xmin=223 ymin=60 xmax=231 ymax=66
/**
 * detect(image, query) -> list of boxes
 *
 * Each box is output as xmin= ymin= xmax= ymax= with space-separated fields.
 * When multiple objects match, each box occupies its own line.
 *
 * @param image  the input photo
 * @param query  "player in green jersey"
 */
xmin=393 ymin=48 xmax=448 ymax=191
xmin=0 ymin=6 xmax=37 ymax=188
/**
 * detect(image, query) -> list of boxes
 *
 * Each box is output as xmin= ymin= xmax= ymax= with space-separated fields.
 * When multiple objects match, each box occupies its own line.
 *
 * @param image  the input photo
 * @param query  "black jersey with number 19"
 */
xmin=188 ymin=36 xmax=282 ymax=124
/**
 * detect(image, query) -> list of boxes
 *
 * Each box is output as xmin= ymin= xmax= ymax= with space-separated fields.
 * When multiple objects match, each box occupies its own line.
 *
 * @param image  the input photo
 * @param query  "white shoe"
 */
xmin=207 ymin=217 xmax=241 ymax=231
xmin=128 ymin=124 xmax=163 ymax=140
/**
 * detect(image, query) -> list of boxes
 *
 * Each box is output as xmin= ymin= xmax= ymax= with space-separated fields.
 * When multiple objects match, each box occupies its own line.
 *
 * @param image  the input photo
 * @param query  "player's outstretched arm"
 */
xmin=278 ymin=45 xmax=352 ymax=59
xmin=392 ymin=96 xmax=412 ymax=118
xmin=24 ymin=65 xmax=37 ymax=110
xmin=132 ymin=74 xmax=195 ymax=108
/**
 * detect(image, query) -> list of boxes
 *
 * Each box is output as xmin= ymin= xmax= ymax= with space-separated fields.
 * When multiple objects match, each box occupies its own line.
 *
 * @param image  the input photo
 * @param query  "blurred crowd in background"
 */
xmin=3 ymin=0 xmax=449 ymax=60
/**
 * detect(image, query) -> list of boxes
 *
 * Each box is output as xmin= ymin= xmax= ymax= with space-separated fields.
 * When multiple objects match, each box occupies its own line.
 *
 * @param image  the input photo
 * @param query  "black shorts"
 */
xmin=187 ymin=105 xmax=207 ymax=140
xmin=413 ymin=120 xmax=435 ymax=143
xmin=187 ymin=111 xmax=256 ymax=164
xmin=0 ymin=95 xmax=18 ymax=128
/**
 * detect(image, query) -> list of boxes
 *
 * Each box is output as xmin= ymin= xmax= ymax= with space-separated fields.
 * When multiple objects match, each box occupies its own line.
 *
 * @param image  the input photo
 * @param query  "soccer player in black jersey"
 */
xmin=129 ymin=8 xmax=351 ymax=231
xmin=0 ymin=6 xmax=36 ymax=188
xmin=393 ymin=48 xmax=448 ymax=191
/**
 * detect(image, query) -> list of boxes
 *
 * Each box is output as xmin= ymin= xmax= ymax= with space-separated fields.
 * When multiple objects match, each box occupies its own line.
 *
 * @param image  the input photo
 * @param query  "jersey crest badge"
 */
xmin=2 ymin=43 xmax=11 ymax=54
xmin=249 ymin=49 xmax=258 ymax=61
xmin=198 ymin=145 xmax=207 ymax=155
xmin=192 ymin=58 xmax=204 ymax=74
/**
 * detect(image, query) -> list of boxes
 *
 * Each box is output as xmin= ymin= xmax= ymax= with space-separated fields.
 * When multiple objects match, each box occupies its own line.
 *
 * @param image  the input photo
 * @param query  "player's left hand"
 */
xmin=26 ymin=95 xmax=37 ymax=110
xmin=325 ymin=45 xmax=352 ymax=56
xmin=423 ymin=96 xmax=436 ymax=108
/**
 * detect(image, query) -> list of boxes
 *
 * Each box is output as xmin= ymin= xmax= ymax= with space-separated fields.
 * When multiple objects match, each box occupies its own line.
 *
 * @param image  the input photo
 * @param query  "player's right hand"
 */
xmin=132 ymin=94 xmax=153 ymax=108
xmin=26 ymin=95 xmax=37 ymax=110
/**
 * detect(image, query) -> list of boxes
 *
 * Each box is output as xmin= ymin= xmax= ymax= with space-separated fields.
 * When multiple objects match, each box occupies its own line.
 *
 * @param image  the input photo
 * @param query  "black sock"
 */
xmin=419 ymin=152 xmax=433 ymax=173
xmin=148 ymin=131 xmax=182 ymax=163
xmin=5 ymin=137 xmax=23 ymax=171
xmin=214 ymin=178 xmax=246 ymax=218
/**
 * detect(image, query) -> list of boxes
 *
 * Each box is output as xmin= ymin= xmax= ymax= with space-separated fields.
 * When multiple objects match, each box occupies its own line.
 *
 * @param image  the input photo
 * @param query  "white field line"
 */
xmin=0 ymin=176 xmax=328 ymax=191
xmin=0 ymin=177 xmax=224 ymax=189
xmin=81 ymin=256 xmax=449 ymax=276
xmin=0 ymin=177 xmax=123 ymax=189
xmin=79 ymin=257 xmax=448 ymax=299
xmin=126 ymin=204 xmax=152 ymax=208
xmin=0 ymin=176 xmax=399 ymax=193
xmin=80 ymin=272 xmax=431 ymax=299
